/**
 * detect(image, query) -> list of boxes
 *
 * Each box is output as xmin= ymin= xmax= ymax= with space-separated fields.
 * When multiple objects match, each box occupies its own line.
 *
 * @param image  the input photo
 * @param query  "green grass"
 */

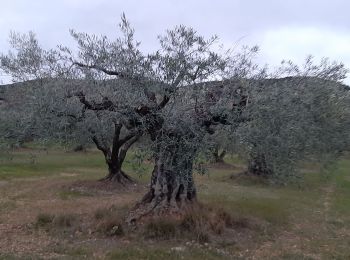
xmin=330 ymin=159 xmax=350 ymax=224
xmin=0 ymin=150 xmax=103 ymax=179
xmin=0 ymin=254 xmax=40 ymax=260
xmin=58 ymin=189 xmax=93 ymax=200
xmin=0 ymin=148 xmax=350 ymax=259
xmin=0 ymin=200 xmax=17 ymax=216
xmin=0 ymin=149 xmax=152 ymax=181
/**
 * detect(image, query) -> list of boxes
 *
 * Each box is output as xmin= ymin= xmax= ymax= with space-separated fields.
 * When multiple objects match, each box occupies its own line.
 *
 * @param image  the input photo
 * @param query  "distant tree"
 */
xmin=211 ymin=145 xmax=227 ymax=163
xmin=0 ymin=81 xmax=38 ymax=148
xmin=204 ymin=129 xmax=229 ymax=163
xmin=235 ymin=59 xmax=350 ymax=182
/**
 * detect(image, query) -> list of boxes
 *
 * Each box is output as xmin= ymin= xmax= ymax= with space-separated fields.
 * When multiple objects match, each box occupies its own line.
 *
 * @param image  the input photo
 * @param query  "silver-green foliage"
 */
xmin=1 ymin=15 xmax=349 ymax=184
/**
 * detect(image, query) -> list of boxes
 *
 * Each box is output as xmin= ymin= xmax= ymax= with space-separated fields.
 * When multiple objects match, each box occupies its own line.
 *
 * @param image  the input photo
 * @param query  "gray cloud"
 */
xmin=1 ymin=0 xmax=349 ymax=84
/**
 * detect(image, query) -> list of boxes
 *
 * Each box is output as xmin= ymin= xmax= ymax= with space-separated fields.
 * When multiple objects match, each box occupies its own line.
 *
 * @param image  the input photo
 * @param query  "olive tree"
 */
xmin=0 ymin=22 xmax=144 ymax=184
xmin=64 ymin=24 xmax=259 ymax=219
xmin=61 ymin=21 xmax=267 ymax=220
xmin=1 ymin=15 xmax=259 ymax=218
xmin=234 ymin=58 xmax=350 ymax=182
xmin=2 ymin=15 xmax=348 ymax=220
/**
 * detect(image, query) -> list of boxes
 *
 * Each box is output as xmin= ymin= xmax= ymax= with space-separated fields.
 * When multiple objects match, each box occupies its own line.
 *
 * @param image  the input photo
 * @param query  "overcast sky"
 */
xmin=0 ymin=0 xmax=349 ymax=84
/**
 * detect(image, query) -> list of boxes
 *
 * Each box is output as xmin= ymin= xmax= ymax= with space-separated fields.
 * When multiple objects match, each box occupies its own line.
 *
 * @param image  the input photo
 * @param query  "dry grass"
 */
xmin=0 ymin=149 xmax=349 ymax=259
xmin=144 ymin=219 xmax=178 ymax=239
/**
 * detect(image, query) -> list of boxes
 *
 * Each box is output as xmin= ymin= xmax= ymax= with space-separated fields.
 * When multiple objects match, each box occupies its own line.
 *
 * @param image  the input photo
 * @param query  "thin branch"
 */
xmin=73 ymin=62 xmax=128 ymax=78
xmin=118 ymin=135 xmax=140 ymax=164
xmin=110 ymin=123 xmax=123 ymax=162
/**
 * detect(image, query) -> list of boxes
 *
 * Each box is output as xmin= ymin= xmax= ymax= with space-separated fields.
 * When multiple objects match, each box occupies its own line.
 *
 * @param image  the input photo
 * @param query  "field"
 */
xmin=0 ymin=148 xmax=349 ymax=259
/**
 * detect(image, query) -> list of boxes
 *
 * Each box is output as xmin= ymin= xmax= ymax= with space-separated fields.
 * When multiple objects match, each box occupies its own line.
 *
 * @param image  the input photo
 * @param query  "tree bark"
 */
xmin=91 ymin=123 xmax=139 ymax=185
xmin=247 ymin=153 xmax=272 ymax=177
xmin=127 ymin=137 xmax=198 ymax=222
xmin=211 ymin=146 xmax=226 ymax=163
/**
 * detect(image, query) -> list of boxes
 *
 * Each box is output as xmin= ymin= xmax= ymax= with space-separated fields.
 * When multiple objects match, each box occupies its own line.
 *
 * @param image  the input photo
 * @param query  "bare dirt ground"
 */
xmin=0 ymin=150 xmax=349 ymax=259
xmin=0 ymin=177 xmax=143 ymax=258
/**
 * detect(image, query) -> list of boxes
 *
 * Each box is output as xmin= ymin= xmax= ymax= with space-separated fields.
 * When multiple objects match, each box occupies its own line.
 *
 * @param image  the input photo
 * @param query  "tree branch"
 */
xmin=73 ymin=91 xmax=116 ymax=111
xmin=118 ymin=130 xmax=139 ymax=146
xmin=73 ymin=62 xmax=131 ymax=78
xmin=91 ymin=135 xmax=111 ymax=161
xmin=157 ymin=95 xmax=170 ymax=110
xmin=110 ymin=123 xmax=123 ymax=163
xmin=118 ymin=135 xmax=140 ymax=164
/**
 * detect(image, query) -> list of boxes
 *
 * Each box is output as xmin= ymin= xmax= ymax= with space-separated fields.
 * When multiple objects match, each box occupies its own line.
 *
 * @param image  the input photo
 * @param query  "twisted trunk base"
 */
xmin=127 ymin=159 xmax=197 ymax=223
xmin=100 ymin=164 xmax=135 ymax=186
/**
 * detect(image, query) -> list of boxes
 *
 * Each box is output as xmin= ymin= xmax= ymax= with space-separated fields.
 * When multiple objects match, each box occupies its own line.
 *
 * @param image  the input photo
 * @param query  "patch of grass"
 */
xmin=94 ymin=207 xmax=112 ymax=220
xmin=229 ymin=172 xmax=270 ymax=186
xmin=0 ymin=254 xmax=40 ymax=260
xmin=65 ymin=247 xmax=90 ymax=258
xmin=327 ymin=159 xmax=350 ymax=227
xmin=0 ymin=149 xmax=106 ymax=180
xmin=144 ymin=219 xmax=177 ymax=240
xmin=0 ymin=200 xmax=16 ymax=213
xmin=94 ymin=205 xmax=129 ymax=237
xmin=52 ymin=244 xmax=91 ymax=258
xmin=35 ymin=212 xmax=77 ymax=229
xmin=142 ymin=205 xmax=241 ymax=243
xmin=0 ymin=148 xmax=151 ymax=182
xmin=179 ymin=206 xmax=238 ymax=242
xmin=53 ymin=213 xmax=77 ymax=228
xmin=229 ymin=197 xmax=289 ymax=224
xmin=275 ymin=252 xmax=316 ymax=260
xmin=201 ymin=188 xmax=289 ymax=226
xmin=94 ymin=205 xmax=122 ymax=220
xmin=58 ymin=189 xmax=92 ymax=200
xmin=96 ymin=213 xmax=124 ymax=237
xmin=35 ymin=213 xmax=55 ymax=227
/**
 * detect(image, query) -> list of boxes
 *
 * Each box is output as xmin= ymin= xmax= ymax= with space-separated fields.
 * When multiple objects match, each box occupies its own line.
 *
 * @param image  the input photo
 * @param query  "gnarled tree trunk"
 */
xmin=127 ymin=136 xmax=198 ymax=222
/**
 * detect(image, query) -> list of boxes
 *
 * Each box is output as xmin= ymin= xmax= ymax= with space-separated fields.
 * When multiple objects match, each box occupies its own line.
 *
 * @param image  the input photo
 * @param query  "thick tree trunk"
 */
xmin=127 ymin=141 xmax=198 ymax=223
xmin=211 ymin=146 xmax=226 ymax=163
xmin=100 ymin=161 xmax=134 ymax=185
xmin=142 ymin=160 xmax=197 ymax=209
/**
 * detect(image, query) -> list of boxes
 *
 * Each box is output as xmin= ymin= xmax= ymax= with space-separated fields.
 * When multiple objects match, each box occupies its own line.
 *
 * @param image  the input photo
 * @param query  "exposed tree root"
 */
xmin=99 ymin=170 xmax=135 ymax=186
xmin=126 ymin=192 xmax=197 ymax=224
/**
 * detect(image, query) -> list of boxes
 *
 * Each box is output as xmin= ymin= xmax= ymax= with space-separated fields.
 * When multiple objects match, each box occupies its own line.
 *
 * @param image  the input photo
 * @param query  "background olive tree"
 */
xmin=232 ymin=58 xmax=350 ymax=182
xmin=0 ymin=19 xmax=148 ymax=184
